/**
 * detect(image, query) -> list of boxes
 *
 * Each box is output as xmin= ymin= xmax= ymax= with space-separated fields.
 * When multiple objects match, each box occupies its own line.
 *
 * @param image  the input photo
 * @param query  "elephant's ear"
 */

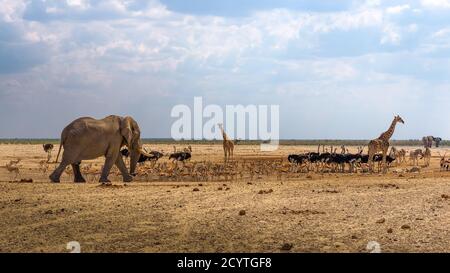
xmin=120 ymin=117 xmax=133 ymax=148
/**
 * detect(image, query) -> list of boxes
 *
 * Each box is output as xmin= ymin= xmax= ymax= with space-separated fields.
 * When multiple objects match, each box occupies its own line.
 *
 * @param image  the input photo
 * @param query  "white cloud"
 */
xmin=432 ymin=27 xmax=450 ymax=38
xmin=386 ymin=4 xmax=410 ymax=14
xmin=420 ymin=0 xmax=450 ymax=9
xmin=381 ymin=24 xmax=401 ymax=44
xmin=66 ymin=0 xmax=90 ymax=10
xmin=0 ymin=0 xmax=26 ymax=22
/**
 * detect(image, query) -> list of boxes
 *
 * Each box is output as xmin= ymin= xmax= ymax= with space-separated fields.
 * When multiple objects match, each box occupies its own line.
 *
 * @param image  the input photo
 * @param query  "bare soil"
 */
xmin=0 ymin=144 xmax=449 ymax=253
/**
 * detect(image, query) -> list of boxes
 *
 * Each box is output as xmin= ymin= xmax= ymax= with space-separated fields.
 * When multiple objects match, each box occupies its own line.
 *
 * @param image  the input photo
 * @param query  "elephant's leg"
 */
xmin=115 ymin=155 xmax=133 ymax=182
xmin=49 ymin=159 xmax=70 ymax=183
xmin=72 ymin=162 xmax=86 ymax=183
xmin=99 ymin=153 xmax=118 ymax=183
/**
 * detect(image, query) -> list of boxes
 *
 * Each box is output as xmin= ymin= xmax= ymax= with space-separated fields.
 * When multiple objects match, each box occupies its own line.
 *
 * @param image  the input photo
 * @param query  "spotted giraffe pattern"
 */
xmin=368 ymin=115 xmax=405 ymax=172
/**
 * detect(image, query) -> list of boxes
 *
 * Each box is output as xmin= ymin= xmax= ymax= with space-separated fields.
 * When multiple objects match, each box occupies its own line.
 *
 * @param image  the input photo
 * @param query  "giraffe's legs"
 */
xmin=368 ymin=146 xmax=374 ymax=173
xmin=382 ymin=147 xmax=388 ymax=174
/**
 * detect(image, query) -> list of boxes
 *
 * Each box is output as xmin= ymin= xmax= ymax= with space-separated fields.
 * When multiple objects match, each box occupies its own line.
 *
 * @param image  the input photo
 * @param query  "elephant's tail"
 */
xmin=54 ymin=136 xmax=65 ymax=164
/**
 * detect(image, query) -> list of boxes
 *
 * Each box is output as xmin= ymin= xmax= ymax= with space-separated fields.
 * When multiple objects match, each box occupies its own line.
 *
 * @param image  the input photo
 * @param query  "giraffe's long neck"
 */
xmin=220 ymin=128 xmax=229 ymax=141
xmin=378 ymin=119 xmax=397 ymax=141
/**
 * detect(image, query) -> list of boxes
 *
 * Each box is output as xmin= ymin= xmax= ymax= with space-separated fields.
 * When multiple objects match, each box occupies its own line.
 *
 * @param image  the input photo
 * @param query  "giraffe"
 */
xmin=218 ymin=123 xmax=234 ymax=162
xmin=368 ymin=115 xmax=405 ymax=173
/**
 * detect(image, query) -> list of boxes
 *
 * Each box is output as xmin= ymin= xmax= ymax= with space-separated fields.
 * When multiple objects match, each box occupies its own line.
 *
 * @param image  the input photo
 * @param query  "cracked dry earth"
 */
xmin=0 ymin=144 xmax=449 ymax=252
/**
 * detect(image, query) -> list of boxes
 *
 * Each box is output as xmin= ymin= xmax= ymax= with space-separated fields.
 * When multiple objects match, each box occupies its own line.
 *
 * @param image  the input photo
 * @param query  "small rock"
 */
xmin=20 ymin=178 xmax=33 ymax=183
xmin=351 ymin=235 xmax=358 ymax=239
xmin=198 ymin=183 xmax=203 ymax=187
xmin=441 ymin=194 xmax=449 ymax=199
xmin=14 ymin=198 xmax=21 ymax=202
xmin=44 ymin=210 xmax=53 ymax=215
xmin=387 ymin=228 xmax=393 ymax=233
xmin=376 ymin=218 xmax=386 ymax=224
xmin=401 ymin=224 xmax=411 ymax=230
xmin=334 ymin=242 xmax=345 ymax=248
xmin=225 ymin=187 xmax=230 ymax=191
xmin=193 ymin=188 xmax=200 ymax=192
xmin=239 ymin=210 xmax=246 ymax=216
xmin=217 ymin=187 xmax=223 ymax=191
xmin=280 ymin=243 xmax=293 ymax=251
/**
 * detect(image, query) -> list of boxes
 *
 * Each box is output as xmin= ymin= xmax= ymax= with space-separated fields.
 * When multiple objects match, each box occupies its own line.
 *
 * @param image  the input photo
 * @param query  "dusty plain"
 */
xmin=0 ymin=143 xmax=449 ymax=253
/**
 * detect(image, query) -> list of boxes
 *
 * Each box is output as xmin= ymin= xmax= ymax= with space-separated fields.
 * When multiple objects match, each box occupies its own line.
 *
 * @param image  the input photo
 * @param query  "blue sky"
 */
xmin=0 ymin=0 xmax=450 ymax=139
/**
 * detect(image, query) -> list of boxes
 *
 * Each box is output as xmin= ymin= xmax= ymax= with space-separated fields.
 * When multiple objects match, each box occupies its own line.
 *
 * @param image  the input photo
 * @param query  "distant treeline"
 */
xmin=0 ymin=138 xmax=448 ymax=146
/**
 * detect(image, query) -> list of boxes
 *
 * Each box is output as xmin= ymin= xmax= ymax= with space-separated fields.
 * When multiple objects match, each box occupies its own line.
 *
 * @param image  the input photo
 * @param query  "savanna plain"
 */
xmin=0 ymin=143 xmax=449 ymax=253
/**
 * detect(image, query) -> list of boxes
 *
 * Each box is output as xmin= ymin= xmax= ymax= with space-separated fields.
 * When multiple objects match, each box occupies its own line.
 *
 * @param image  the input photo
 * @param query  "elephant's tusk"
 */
xmin=139 ymin=147 xmax=153 ymax=157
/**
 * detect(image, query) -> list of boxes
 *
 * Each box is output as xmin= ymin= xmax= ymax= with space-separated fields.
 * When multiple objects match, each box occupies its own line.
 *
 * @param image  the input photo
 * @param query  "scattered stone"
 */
xmin=379 ymin=183 xmax=399 ymax=189
xmin=376 ymin=218 xmax=386 ymax=224
xmin=19 ymin=178 xmax=33 ymax=183
xmin=441 ymin=194 xmax=449 ymax=200
xmin=217 ymin=187 xmax=223 ymax=191
xmin=247 ymin=182 xmax=252 ymax=185
xmin=239 ymin=210 xmax=246 ymax=216
xmin=408 ymin=167 xmax=420 ymax=173
xmin=225 ymin=187 xmax=230 ymax=191
xmin=282 ymin=207 xmax=325 ymax=215
xmin=258 ymin=189 xmax=273 ymax=194
xmin=280 ymin=243 xmax=293 ymax=251
xmin=317 ymin=189 xmax=339 ymax=194
xmin=401 ymin=224 xmax=411 ymax=230
xmin=44 ymin=210 xmax=53 ymax=215
xmin=334 ymin=242 xmax=345 ymax=248
xmin=351 ymin=235 xmax=358 ymax=240
xmin=193 ymin=188 xmax=200 ymax=192
xmin=387 ymin=228 xmax=393 ymax=233
xmin=198 ymin=183 xmax=203 ymax=187
xmin=14 ymin=198 xmax=21 ymax=202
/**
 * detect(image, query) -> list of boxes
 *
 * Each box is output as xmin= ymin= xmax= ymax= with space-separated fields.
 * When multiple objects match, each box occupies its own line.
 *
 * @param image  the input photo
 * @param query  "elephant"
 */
xmin=49 ymin=115 xmax=152 ymax=183
xmin=433 ymin=137 xmax=442 ymax=148
xmin=422 ymin=136 xmax=433 ymax=149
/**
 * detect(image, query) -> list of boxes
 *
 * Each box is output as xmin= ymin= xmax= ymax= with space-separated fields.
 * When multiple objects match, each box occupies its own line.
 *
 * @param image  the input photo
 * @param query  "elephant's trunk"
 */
xmin=129 ymin=149 xmax=140 ymax=176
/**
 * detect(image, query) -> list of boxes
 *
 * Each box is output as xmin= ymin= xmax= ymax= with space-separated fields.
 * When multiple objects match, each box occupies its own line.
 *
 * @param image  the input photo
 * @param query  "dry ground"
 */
xmin=0 ymin=143 xmax=449 ymax=253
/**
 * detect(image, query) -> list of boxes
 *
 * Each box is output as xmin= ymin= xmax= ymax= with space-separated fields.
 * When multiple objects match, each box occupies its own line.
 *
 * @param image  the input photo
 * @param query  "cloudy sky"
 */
xmin=0 ymin=0 xmax=449 ymax=139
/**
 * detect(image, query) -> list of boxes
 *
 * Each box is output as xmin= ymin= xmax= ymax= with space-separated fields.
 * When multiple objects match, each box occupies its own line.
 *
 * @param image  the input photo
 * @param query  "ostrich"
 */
xmin=43 ymin=144 xmax=54 ymax=163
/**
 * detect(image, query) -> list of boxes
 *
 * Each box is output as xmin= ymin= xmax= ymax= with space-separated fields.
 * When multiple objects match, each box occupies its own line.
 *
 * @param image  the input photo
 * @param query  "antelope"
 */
xmin=409 ymin=149 xmax=423 ymax=166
